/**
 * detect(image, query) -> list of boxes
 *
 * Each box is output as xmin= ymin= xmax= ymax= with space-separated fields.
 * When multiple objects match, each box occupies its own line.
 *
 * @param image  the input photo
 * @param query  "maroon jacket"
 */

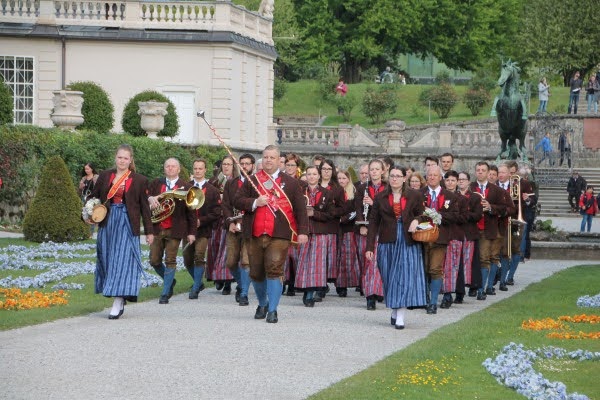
xmin=459 ymin=191 xmax=484 ymax=241
xmin=222 ymin=176 xmax=244 ymax=229
xmin=148 ymin=177 xmax=196 ymax=239
xmin=366 ymin=187 xmax=425 ymax=251
xmin=420 ymin=186 xmax=460 ymax=245
xmin=234 ymin=172 xmax=309 ymax=241
xmin=304 ymin=185 xmax=336 ymax=234
xmin=191 ymin=180 xmax=221 ymax=238
xmin=354 ymin=181 xmax=388 ymax=229
xmin=90 ymin=169 xmax=152 ymax=236
xmin=469 ymin=181 xmax=511 ymax=240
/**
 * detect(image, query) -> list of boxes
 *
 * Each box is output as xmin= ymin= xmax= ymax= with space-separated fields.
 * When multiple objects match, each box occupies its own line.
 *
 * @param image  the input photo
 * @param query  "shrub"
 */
xmin=334 ymin=94 xmax=358 ymax=122
xmin=362 ymin=86 xmax=398 ymax=124
xmin=121 ymin=90 xmax=179 ymax=137
xmin=463 ymin=88 xmax=492 ymax=116
xmin=273 ymin=77 xmax=287 ymax=101
xmin=316 ymin=69 xmax=340 ymax=105
xmin=428 ymin=83 xmax=458 ymax=118
xmin=0 ymin=76 xmax=13 ymax=124
xmin=361 ymin=66 xmax=379 ymax=83
xmin=23 ymin=155 xmax=88 ymax=242
xmin=67 ymin=81 xmax=114 ymax=133
xmin=435 ymin=70 xmax=452 ymax=84
xmin=418 ymin=87 xmax=433 ymax=107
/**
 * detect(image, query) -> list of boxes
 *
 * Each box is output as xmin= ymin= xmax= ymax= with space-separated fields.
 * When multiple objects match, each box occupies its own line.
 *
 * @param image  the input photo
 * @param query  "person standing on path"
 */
xmin=90 ymin=144 xmax=154 ymax=319
xmin=585 ymin=75 xmax=599 ymax=114
xmin=579 ymin=186 xmax=598 ymax=233
xmin=535 ymin=132 xmax=554 ymax=166
xmin=567 ymin=171 xmax=587 ymax=213
xmin=537 ymin=77 xmax=550 ymax=114
xmin=558 ymin=131 xmax=572 ymax=168
xmin=568 ymin=71 xmax=583 ymax=114
xmin=234 ymin=145 xmax=308 ymax=324
xmin=366 ymin=165 xmax=426 ymax=330
xmin=335 ymin=78 xmax=348 ymax=115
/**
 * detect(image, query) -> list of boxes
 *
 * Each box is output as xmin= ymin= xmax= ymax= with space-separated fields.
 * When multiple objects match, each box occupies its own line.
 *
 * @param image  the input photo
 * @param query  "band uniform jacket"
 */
xmin=191 ymin=180 xmax=221 ymax=238
xmin=497 ymin=182 xmax=518 ymax=237
xmin=366 ymin=187 xmax=425 ymax=252
xmin=304 ymin=186 xmax=336 ymax=234
xmin=420 ymin=187 xmax=460 ymax=245
xmin=233 ymin=172 xmax=309 ymax=241
xmin=222 ymin=176 xmax=243 ymax=227
xmin=459 ymin=191 xmax=484 ymax=241
xmin=90 ymin=169 xmax=152 ymax=236
xmin=469 ymin=182 xmax=511 ymax=240
xmin=148 ymin=178 xmax=196 ymax=239
xmin=354 ymin=181 xmax=388 ymax=230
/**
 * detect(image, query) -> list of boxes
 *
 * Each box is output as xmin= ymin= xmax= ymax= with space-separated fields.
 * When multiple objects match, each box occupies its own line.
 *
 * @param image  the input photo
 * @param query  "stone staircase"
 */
xmin=536 ymin=167 xmax=600 ymax=217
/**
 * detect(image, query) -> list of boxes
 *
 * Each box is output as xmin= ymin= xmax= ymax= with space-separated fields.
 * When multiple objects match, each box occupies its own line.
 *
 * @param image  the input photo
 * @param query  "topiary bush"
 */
xmin=23 ymin=155 xmax=89 ymax=242
xmin=67 ymin=81 xmax=114 ymax=133
xmin=334 ymin=94 xmax=358 ymax=122
xmin=463 ymin=88 xmax=491 ymax=116
xmin=274 ymin=77 xmax=287 ymax=101
xmin=121 ymin=90 xmax=179 ymax=137
xmin=428 ymin=83 xmax=458 ymax=119
xmin=362 ymin=86 xmax=398 ymax=124
xmin=0 ymin=76 xmax=13 ymax=124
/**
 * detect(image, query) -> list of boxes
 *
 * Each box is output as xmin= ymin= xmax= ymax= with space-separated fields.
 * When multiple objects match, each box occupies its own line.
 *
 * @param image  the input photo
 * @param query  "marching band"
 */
xmin=97 ymin=145 xmax=537 ymax=327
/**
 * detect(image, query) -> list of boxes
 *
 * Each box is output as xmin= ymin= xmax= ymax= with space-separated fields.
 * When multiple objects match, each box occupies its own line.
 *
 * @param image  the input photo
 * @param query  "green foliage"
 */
xmin=274 ymin=77 xmax=287 ymax=101
xmin=0 ymin=76 xmax=13 ymax=124
xmin=121 ymin=90 xmax=179 ymax=137
xmin=463 ymin=88 xmax=492 ymax=116
xmin=66 ymin=81 xmax=114 ymax=133
xmin=22 ymin=156 xmax=89 ymax=242
xmin=410 ymin=104 xmax=425 ymax=118
xmin=470 ymin=71 xmax=498 ymax=92
xmin=0 ymin=125 xmax=223 ymax=223
xmin=334 ymin=94 xmax=358 ymax=122
xmin=536 ymin=219 xmax=558 ymax=234
xmin=435 ymin=70 xmax=451 ymax=84
xmin=361 ymin=86 xmax=398 ymax=124
xmin=316 ymin=69 xmax=340 ymax=105
xmin=347 ymin=165 xmax=357 ymax=183
xmin=427 ymin=84 xmax=459 ymax=119
xmin=360 ymin=66 xmax=379 ymax=83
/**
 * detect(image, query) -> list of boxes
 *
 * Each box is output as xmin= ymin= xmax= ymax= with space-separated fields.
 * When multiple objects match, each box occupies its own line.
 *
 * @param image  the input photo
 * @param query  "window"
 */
xmin=0 ymin=56 xmax=34 ymax=124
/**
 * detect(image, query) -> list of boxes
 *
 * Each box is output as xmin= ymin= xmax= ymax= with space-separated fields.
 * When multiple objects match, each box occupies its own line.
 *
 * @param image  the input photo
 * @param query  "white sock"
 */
xmin=391 ymin=308 xmax=398 ymax=319
xmin=396 ymin=308 xmax=405 ymax=326
xmin=110 ymin=297 xmax=124 ymax=316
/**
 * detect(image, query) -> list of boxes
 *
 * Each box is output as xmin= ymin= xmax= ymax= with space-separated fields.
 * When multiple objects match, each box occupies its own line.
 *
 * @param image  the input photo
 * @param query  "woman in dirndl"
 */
xmin=89 ymin=144 xmax=154 ymax=319
xmin=295 ymin=166 xmax=336 ymax=307
xmin=365 ymin=165 xmax=426 ymax=330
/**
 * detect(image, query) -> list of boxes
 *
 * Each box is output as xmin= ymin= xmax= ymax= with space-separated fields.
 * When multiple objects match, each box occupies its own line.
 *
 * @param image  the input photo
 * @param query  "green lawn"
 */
xmin=0 ymin=238 xmax=198 ymax=330
xmin=309 ymin=265 xmax=600 ymax=400
xmin=275 ymin=80 xmax=571 ymax=128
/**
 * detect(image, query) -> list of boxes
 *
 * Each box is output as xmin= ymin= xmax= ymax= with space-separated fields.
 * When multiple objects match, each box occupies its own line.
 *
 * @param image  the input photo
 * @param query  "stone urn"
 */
xmin=50 ymin=90 xmax=84 ymax=130
xmin=138 ymin=101 xmax=168 ymax=138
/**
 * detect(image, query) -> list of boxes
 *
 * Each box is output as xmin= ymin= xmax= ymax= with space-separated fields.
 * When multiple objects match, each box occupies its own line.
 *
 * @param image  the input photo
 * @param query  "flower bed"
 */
xmin=0 ymin=288 xmax=69 ymax=310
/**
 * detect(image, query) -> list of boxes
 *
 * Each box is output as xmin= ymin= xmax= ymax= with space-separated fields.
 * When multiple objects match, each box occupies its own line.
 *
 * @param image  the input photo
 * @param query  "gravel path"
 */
xmin=0 ymin=258 xmax=595 ymax=400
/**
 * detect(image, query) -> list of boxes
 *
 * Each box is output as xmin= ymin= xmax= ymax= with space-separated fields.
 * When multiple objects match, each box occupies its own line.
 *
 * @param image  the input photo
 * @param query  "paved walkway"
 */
xmin=0 ymin=258 xmax=596 ymax=399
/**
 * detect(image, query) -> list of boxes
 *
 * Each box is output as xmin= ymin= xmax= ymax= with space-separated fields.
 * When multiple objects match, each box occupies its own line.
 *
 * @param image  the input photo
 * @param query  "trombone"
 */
xmin=507 ymin=175 xmax=527 ymax=258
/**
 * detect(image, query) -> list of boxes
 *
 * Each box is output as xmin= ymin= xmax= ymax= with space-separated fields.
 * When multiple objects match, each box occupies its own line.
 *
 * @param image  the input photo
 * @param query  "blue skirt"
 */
xmin=377 ymin=219 xmax=427 ymax=308
xmin=95 ymin=204 xmax=144 ymax=300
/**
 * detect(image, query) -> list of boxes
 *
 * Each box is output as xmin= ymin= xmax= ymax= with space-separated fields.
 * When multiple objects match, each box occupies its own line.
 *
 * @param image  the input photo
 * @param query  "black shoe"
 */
xmin=325 ymin=284 xmax=330 ymax=294
xmin=168 ymin=278 xmax=176 ymax=299
xmin=313 ymin=294 xmax=323 ymax=303
xmin=238 ymin=295 xmax=249 ymax=306
xmin=506 ymin=279 xmax=514 ymax=286
xmin=235 ymin=287 xmax=241 ymax=303
xmin=188 ymin=284 xmax=205 ymax=299
xmin=317 ymin=289 xmax=326 ymax=299
xmin=485 ymin=288 xmax=496 ymax=296
xmin=454 ymin=294 xmax=464 ymax=304
xmin=254 ymin=305 xmax=268 ymax=319
xmin=476 ymin=292 xmax=487 ymax=301
xmin=304 ymin=299 xmax=315 ymax=307
xmin=338 ymin=288 xmax=347 ymax=298
xmin=159 ymin=295 xmax=169 ymax=304
xmin=499 ymin=284 xmax=508 ymax=291
xmin=302 ymin=292 xmax=309 ymax=305
xmin=266 ymin=311 xmax=278 ymax=323
xmin=468 ymin=288 xmax=477 ymax=297
xmin=395 ymin=324 xmax=405 ymax=330
xmin=440 ymin=299 xmax=452 ymax=309
xmin=215 ymin=282 xmax=224 ymax=291
xmin=286 ymin=287 xmax=296 ymax=296
xmin=222 ymin=282 xmax=232 ymax=295
xmin=426 ymin=304 xmax=437 ymax=314
xmin=108 ymin=305 xmax=124 ymax=320
xmin=391 ymin=317 xmax=396 ymax=326
xmin=366 ymin=298 xmax=376 ymax=310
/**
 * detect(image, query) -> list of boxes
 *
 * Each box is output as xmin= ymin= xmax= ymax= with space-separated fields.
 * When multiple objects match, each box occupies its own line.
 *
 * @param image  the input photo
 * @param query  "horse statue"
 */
xmin=491 ymin=60 xmax=529 ymax=161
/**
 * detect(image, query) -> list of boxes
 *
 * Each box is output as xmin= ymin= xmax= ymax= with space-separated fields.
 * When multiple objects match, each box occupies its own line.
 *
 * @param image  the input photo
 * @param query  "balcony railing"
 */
xmin=0 ymin=0 xmax=272 ymax=44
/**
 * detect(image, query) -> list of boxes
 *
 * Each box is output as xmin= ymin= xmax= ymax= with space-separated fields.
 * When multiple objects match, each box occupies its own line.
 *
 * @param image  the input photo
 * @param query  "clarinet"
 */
xmin=356 ymin=177 xmax=370 ymax=226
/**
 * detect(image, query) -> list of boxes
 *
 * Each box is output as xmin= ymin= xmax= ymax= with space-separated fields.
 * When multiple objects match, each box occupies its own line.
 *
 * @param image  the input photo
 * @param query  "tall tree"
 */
xmin=516 ymin=0 xmax=600 ymax=85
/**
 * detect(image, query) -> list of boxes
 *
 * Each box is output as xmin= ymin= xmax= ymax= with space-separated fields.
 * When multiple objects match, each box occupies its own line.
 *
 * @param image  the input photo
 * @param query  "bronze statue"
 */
xmin=491 ymin=60 xmax=529 ymax=161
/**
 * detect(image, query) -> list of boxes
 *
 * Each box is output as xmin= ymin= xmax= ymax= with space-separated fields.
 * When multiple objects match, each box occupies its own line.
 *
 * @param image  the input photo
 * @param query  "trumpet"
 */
xmin=151 ymin=187 xmax=205 ymax=223
xmin=507 ymin=175 xmax=526 ymax=258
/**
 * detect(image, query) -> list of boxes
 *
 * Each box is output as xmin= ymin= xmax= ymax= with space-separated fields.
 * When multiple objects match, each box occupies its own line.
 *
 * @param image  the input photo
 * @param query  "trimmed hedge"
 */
xmin=0 ymin=76 xmax=13 ymax=124
xmin=67 ymin=81 xmax=115 ymax=133
xmin=22 ymin=155 xmax=89 ymax=242
xmin=121 ymin=90 xmax=179 ymax=137
xmin=0 ymin=125 xmax=226 ymax=223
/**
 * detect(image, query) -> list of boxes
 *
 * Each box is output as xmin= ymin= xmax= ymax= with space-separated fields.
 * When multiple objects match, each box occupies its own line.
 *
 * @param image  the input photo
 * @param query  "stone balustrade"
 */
xmin=0 ymin=0 xmax=272 ymax=44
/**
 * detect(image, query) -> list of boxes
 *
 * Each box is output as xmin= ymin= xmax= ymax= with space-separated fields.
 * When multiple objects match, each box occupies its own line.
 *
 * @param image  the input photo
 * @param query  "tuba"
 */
xmin=151 ymin=187 xmax=205 ymax=223
xmin=507 ymin=174 xmax=526 ymax=257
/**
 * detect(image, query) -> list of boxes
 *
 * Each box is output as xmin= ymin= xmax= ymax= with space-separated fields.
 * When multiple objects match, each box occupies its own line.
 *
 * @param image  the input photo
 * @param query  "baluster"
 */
xmin=54 ymin=1 xmax=61 ymax=16
xmin=140 ymin=3 xmax=146 ymax=20
xmin=9 ymin=0 xmax=15 ymax=15
xmin=1 ymin=0 xmax=6 ymax=15
xmin=71 ymin=1 xmax=77 ymax=18
xmin=186 ymin=5 xmax=191 ymax=21
xmin=87 ymin=2 xmax=92 ymax=18
xmin=25 ymin=0 xmax=31 ymax=15
xmin=178 ymin=5 xmax=183 ymax=22
xmin=17 ymin=0 xmax=22 ymax=16
xmin=110 ymin=2 xmax=116 ymax=19
xmin=119 ymin=2 xmax=124 ymax=20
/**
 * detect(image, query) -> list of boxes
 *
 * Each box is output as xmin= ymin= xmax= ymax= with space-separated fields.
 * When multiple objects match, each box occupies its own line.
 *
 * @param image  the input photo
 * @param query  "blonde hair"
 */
xmin=338 ymin=169 xmax=355 ymax=200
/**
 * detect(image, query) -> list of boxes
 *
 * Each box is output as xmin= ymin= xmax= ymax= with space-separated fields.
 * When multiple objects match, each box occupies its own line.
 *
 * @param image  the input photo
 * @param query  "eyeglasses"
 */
xmin=285 ymin=163 xmax=297 ymax=167
xmin=239 ymin=162 xmax=252 ymax=166
xmin=321 ymin=167 xmax=333 ymax=171
xmin=458 ymin=178 xmax=469 ymax=181
xmin=389 ymin=174 xmax=404 ymax=179
xmin=222 ymin=163 xmax=233 ymax=166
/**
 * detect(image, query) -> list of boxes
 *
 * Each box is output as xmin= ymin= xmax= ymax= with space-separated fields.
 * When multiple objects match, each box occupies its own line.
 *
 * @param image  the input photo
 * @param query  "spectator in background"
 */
xmin=440 ymin=153 xmax=454 ymax=176
xmin=585 ymin=75 xmax=599 ymax=114
xmin=487 ymin=165 xmax=499 ymax=185
xmin=276 ymin=118 xmax=283 ymax=145
xmin=335 ymin=78 xmax=348 ymax=115
xmin=567 ymin=171 xmax=587 ymax=213
xmin=579 ymin=186 xmax=598 ymax=233
xmin=537 ymin=77 xmax=550 ymax=114
xmin=558 ymin=131 xmax=572 ymax=169
xmin=568 ymin=71 xmax=583 ymax=114
xmin=535 ymin=132 xmax=554 ymax=166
